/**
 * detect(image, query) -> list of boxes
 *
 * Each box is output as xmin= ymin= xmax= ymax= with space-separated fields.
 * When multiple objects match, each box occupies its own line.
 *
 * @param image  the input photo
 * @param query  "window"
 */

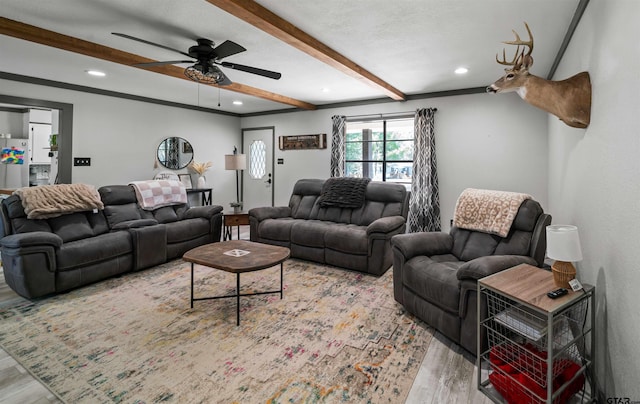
xmin=249 ymin=140 xmax=266 ymax=179
xmin=345 ymin=116 xmax=414 ymax=188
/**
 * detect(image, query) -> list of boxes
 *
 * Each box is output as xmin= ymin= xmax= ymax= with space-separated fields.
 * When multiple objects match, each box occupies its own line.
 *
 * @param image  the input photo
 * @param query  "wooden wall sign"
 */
xmin=278 ymin=134 xmax=327 ymax=150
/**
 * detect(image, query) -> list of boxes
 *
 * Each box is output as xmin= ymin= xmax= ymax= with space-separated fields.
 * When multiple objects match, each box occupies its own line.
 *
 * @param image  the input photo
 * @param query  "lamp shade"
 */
xmin=224 ymin=154 xmax=246 ymax=170
xmin=546 ymin=225 xmax=583 ymax=262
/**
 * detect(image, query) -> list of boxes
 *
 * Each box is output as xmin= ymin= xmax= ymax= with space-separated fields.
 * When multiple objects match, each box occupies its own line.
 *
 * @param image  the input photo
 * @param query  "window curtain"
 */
xmin=408 ymin=108 xmax=441 ymax=232
xmin=330 ymin=115 xmax=346 ymax=177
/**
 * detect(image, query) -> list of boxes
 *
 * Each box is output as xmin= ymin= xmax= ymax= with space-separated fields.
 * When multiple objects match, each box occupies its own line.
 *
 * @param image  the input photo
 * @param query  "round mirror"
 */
xmin=157 ymin=137 xmax=194 ymax=170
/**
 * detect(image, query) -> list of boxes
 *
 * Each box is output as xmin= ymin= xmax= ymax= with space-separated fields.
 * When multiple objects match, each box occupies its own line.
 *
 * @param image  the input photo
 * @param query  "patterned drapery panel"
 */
xmin=408 ymin=108 xmax=441 ymax=232
xmin=330 ymin=115 xmax=346 ymax=177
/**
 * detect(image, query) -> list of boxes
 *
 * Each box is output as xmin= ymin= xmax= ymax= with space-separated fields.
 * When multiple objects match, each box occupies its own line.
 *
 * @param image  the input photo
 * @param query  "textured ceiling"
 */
xmin=0 ymin=0 xmax=580 ymax=114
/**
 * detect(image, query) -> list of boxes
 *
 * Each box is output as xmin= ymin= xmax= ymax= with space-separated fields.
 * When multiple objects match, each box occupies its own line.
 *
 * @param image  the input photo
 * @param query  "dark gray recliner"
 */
xmin=390 ymin=199 xmax=551 ymax=355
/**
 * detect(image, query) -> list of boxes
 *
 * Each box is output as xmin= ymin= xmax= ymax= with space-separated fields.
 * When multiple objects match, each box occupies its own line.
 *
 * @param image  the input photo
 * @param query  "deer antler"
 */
xmin=495 ymin=22 xmax=534 ymax=66
xmin=496 ymin=46 xmax=521 ymax=66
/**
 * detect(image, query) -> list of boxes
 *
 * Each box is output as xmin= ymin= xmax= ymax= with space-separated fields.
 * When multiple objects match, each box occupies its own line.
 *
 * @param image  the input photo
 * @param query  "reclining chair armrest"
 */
xmin=0 ymin=232 xmax=60 ymax=298
xmin=111 ymin=219 xmax=158 ymax=231
xmin=0 ymin=232 xmax=63 ymax=249
xmin=249 ymin=206 xmax=292 ymax=222
xmin=390 ymin=232 xmax=453 ymax=261
xmin=457 ymin=255 xmax=538 ymax=281
xmin=366 ymin=216 xmax=405 ymax=236
xmin=185 ymin=205 xmax=223 ymax=220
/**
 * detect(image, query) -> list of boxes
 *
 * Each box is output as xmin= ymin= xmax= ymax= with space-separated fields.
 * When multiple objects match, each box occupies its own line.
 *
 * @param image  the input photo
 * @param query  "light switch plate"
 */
xmin=74 ymin=157 xmax=91 ymax=166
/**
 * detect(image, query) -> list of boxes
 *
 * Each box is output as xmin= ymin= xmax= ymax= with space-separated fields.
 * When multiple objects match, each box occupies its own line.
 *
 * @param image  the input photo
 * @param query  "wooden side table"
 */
xmin=223 ymin=211 xmax=250 ymax=240
xmin=186 ymin=188 xmax=212 ymax=206
xmin=477 ymin=264 xmax=595 ymax=403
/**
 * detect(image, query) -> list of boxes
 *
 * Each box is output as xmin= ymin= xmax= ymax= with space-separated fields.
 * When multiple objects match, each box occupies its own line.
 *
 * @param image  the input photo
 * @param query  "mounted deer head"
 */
xmin=487 ymin=22 xmax=591 ymax=129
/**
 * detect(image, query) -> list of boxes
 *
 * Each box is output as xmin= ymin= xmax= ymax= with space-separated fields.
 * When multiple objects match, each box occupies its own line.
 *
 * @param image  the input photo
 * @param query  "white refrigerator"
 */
xmin=0 ymin=138 xmax=30 ymax=189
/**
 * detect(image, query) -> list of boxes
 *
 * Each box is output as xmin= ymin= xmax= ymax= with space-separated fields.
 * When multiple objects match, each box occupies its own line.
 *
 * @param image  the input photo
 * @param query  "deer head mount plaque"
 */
xmin=486 ymin=23 xmax=591 ymax=129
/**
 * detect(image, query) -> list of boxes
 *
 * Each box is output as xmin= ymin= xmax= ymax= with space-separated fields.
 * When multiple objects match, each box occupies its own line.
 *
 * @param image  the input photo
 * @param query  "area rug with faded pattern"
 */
xmin=0 ymin=259 xmax=433 ymax=403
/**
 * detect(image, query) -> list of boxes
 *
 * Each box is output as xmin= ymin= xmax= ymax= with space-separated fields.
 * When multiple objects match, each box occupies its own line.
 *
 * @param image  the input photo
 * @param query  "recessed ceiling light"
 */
xmin=86 ymin=70 xmax=106 ymax=77
xmin=232 ymin=100 xmax=243 ymax=106
xmin=454 ymin=67 xmax=469 ymax=75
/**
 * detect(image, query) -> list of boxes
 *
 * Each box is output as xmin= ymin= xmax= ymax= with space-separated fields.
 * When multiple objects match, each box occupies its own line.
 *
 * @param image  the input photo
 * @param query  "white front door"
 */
xmin=242 ymin=127 xmax=274 ymax=210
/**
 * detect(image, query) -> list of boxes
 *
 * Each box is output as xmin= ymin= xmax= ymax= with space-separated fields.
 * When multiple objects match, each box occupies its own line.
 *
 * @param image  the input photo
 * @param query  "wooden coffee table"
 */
xmin=183 ymin=240 xmax=290 ymax=325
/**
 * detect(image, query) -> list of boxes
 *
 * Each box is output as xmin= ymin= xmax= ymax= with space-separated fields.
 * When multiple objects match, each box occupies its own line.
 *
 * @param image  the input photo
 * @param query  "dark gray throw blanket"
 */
xmin=318 ymin=177 xmax=371 ymax=208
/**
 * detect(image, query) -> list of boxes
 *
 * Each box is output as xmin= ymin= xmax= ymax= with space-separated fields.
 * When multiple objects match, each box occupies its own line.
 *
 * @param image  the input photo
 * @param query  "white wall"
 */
xmin=0 ymin=110 xmax=25 ymax=137
xmin=242 ymin=92 xmax=549 ymax=229
xmin=0 ymin=79 xmax=242 ymax=207
xmin=547 ymin=0 xmax=640 ymax=399
xmin=0 ymin=80 xmax=550 ymax=227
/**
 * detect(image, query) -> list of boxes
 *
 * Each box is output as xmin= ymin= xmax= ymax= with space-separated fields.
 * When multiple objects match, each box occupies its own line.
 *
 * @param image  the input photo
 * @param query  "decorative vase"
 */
xmin=197 ymin=176 xmax=206 ymax=189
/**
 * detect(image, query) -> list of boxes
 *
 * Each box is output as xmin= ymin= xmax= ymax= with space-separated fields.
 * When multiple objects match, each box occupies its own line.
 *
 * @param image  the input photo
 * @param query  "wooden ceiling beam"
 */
xmin=0 ymin=17 xmax=316 ymax=110
xmin=205 ymin=0 xmax=406 ymax=101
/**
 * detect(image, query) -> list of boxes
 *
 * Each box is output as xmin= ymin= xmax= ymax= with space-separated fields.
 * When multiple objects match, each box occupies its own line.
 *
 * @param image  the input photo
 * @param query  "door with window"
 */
xmin=242 ymin=127 xmax=274 ymax=210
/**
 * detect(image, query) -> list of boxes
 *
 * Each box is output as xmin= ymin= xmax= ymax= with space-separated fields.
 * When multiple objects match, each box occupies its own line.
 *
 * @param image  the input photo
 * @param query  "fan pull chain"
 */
xmin=218 ymin=86 xmax=221 ymax=107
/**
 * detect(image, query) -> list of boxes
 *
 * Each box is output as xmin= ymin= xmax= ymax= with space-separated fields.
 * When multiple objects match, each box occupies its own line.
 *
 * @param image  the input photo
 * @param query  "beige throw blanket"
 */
xmin=15 ymin=184 xmax=104 ymax=220
xmin=453 ymin=188 xmax=531 ymax=237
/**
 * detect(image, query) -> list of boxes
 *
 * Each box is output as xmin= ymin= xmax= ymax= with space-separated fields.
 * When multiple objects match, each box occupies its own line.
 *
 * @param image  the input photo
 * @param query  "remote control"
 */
xmin=547 ymin=288 xmax=568 ymax=299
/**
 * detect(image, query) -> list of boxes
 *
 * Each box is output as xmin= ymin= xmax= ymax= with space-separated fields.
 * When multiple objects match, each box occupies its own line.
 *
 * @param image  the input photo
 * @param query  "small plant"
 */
xmin=188 ymin=161 xmax=212 ymax=175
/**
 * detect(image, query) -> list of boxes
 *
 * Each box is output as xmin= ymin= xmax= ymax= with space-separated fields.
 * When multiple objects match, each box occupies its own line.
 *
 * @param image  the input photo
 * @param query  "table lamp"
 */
xmin=546 ymin=224 xmax=583 ymax=288
xmin=224 ymin=146 xmax=246 ymax=213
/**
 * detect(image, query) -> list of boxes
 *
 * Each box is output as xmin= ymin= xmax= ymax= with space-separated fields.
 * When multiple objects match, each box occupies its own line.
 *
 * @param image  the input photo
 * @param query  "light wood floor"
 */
xmin=0 ymin=226 xmax=491 ymax=404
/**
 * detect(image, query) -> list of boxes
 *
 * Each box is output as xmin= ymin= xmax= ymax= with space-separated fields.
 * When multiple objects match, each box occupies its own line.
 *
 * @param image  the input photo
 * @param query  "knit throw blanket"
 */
xmin=453 ymin=188 xmax=531 ymax=237
xmin=129 ymin=180 xmax=187 ymax=211
xmin=318 ymin=177 xmax=371 ymax=208
xmin=14 ymin=184 xmax=104 ymax=220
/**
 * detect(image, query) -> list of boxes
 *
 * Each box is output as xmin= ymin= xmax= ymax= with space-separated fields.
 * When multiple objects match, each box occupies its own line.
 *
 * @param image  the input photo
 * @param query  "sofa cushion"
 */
xmin=153 ymin=206 xmax=179 ymax=223
xmin=98 ymin=185 xmax=138 ymax=205
xmin=10 ymin=217 xmax=52 ymax=234
xmin=258 ymin=218 xmax=296 ymax=241
xmin=324 ymin=224 xmax=368 ymax=255
xmin=494 ymin=230 xmax=532 ymax=256
xmin=3 ymin=195 xmax=27 ymax=219
xmin=290 ymin=220 xmax=333 ymax=248
xmin=103 ymin=203 xmax=141 ymax=228
xmin=511 ymin=199 xmax=543 ymax=231
xmin=165 ymin=217 xmax=209 ymax=244
xmin=56 ymin=231 xmax=132 ymax=271
xmin=291 ymin=195 xmax=321 ymax=219
xmin=452 ymin=228 xmax=501 ymax=261
xmin=49 ymin=213 xmax=98 ymax=243
xmin=314 ymin=206 xmax=354 ymax=224
xmin=403 ymin=256 xmax=462 ymax=315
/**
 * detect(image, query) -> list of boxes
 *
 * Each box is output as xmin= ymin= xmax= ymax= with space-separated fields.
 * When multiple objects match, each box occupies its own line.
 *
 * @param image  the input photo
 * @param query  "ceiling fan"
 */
xmin=112 ymin=33 xmax=282 ymax=85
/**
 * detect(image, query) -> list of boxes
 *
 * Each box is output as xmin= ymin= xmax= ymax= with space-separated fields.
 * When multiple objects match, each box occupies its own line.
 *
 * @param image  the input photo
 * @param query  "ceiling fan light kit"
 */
xmin=184 ymin=63 xmax=225 ymax=84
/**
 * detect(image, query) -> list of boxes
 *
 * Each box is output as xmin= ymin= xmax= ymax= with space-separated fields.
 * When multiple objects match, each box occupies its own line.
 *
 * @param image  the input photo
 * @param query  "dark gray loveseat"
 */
xmin=0 ymin=184 xmax=222 ymax=299
xmin=249 ymin=178 xmax=409 ymax=275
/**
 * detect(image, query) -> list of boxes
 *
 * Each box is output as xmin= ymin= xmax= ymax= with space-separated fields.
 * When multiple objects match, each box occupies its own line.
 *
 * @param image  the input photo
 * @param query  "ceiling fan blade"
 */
xmin=134 ymin=60 xmax=193 ymax=67
xmin=217 ymin=72 xmax=233 ymax=86
xmin=112 ymin=32 xmax=191 ymax=58
xmin=214 ymin=40 xmax=246 ymax=59
xmin=219 ymin=61 xmax=282 ymax=80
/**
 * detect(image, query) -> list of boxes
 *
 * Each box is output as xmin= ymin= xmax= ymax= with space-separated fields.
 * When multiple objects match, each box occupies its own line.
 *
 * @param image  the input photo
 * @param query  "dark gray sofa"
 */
xmin=0 ymin=184 xmax=222 ymax=299
xmin=249 ymin=178 xmax=409 ymax=275
xmin=390 ymin=199 xmax=551 ymax=355
xmin=99 ymin=185 xmax=222 ymax=263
